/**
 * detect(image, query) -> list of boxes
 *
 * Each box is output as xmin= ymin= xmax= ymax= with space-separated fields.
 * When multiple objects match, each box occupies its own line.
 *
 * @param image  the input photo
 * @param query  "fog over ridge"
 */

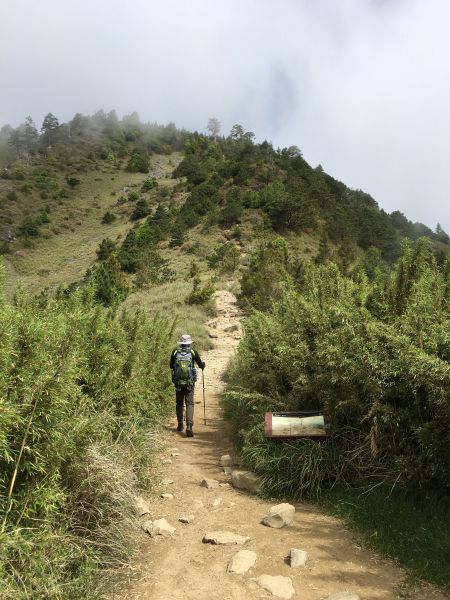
xmin=1 ymin=0 xmax=449 ymax=231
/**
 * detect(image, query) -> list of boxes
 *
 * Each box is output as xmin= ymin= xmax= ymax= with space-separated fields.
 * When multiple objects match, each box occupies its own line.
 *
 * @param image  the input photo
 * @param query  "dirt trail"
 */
xmin=125 ymin=290 xmax=445 ymax=600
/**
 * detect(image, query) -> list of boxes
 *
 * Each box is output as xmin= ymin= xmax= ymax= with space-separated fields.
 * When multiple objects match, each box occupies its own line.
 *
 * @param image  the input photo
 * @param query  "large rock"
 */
xmin=203 ymin=531 xmax=250 ymax=545
xmin=200 ymin=478 xmax=220 ymax=489
xmin=289 ymin=548 xmax=307 ymax=567
xmin=142 ymin=518 xmax=176 ymax=537
xmin=231 ymin=470 xmax=262 ymax=494
xmin=228 ymin=549 xmax=257 ymax=574
xmin=262 ymin=503 xmax=295 ymax=528
xmin=219 ymin=454 xmax=233 ymax=467
xmin=254 ymin=575 xmax=295 ymax=599
xmin=325 ymin=594 xmax=360 ymax=600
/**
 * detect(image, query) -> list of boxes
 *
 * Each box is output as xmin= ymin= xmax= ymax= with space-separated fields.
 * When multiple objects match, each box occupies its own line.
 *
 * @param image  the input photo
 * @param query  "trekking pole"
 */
xmin=202 ymin=369 xmax=206 ymax=425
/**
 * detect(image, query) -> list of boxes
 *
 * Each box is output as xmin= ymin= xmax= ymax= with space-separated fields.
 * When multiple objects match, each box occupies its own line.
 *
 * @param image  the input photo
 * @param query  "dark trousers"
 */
xmin=176 ymin=386 xmax=195 ymax=425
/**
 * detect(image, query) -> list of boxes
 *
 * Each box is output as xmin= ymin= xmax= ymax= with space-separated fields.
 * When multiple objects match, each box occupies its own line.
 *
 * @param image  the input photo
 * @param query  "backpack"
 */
xmin=172 ymin=348 xmax=197 ymax=389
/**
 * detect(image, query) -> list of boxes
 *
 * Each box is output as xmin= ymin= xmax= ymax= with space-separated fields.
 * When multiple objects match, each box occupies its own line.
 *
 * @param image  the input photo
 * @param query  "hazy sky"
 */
xmin=1 ymin=0 xmax=449 ymax=231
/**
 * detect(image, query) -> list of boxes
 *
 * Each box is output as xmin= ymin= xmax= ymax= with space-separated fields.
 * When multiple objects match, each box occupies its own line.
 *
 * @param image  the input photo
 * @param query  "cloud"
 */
xmin=1 ymin=0 xmax=449 ymax=231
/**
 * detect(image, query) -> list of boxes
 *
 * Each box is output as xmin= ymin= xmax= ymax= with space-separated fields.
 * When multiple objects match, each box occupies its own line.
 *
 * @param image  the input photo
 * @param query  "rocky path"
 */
xmin=124 ymin=290 xmax=445 ymax=600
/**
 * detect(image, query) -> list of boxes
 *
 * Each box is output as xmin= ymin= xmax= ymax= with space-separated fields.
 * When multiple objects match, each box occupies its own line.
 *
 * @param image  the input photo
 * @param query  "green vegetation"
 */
xmin=0 ymin=261 xmax=173 ymax=599
xmin=223 ymin=237 xmax=450 ymax=585
xmin=323 ymin=486 xmax=450 ymax=588
xmin=173 ymin=128 xmax=449 ymax=263
xmin=208 ymin=242 xmax=240 ymax=273
xmin=1 ymin=112 xmax=449 ymax=594
xmin=126 ymin=151 xmax=150 ymax=173
xmin=185 ymin=275 xmax=215 ymax=306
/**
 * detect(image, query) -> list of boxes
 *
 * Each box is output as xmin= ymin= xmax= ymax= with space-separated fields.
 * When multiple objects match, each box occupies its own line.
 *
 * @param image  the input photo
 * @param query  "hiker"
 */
xmin=170 ymin=334 xmax=205 ymax=437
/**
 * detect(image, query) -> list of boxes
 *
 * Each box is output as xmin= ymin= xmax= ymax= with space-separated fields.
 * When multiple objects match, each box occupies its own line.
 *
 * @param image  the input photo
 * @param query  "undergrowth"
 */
xmin=0 ymin=262 xmax=173 ymax=598
xmin=223 ymin=238 xmax=450 ymax=588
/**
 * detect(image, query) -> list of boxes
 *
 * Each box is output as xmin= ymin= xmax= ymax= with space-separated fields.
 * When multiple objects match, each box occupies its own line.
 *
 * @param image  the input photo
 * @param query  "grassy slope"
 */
xmin=1 ymin=152 xmax=229 ymax=351
xmin=1 ymin=155 xmax=179 ymax=297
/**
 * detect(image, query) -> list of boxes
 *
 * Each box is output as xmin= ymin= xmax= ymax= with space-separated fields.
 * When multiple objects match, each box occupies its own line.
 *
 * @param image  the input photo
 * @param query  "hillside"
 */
xmin=1 ymin=112 xmax=449 ymax=598
xmin=2 ymin=114 xmax=450 ymax=298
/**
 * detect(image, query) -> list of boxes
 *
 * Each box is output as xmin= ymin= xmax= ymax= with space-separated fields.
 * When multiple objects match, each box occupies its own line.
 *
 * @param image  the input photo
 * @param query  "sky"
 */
xmin=1 ymin=0 xmax=449 ymax=232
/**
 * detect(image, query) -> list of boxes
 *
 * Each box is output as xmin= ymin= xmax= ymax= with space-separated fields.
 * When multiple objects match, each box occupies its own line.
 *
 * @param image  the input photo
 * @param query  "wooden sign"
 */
xmin=265 ymin=411 xmax=330 ymax=439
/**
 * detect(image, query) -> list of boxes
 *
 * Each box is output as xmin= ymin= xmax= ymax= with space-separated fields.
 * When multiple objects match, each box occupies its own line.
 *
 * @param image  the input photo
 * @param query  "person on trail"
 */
xmin=170 ymin=334 xmax=205 ymax=437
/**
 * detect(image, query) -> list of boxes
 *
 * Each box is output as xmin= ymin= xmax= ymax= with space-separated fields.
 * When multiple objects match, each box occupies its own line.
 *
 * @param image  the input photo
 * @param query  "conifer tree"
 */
xmin=93 ymin=254 xmax=129 ymax=306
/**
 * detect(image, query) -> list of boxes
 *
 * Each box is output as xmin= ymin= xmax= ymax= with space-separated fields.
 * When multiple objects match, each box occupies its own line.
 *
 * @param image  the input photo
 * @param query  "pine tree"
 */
xmin=93 ymin=255 xmax=129 ymax=305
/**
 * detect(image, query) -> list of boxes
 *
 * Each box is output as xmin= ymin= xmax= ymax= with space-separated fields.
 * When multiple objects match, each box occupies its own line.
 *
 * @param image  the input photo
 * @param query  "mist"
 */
xmin=1 ymin=0 xmax=449 ymax=231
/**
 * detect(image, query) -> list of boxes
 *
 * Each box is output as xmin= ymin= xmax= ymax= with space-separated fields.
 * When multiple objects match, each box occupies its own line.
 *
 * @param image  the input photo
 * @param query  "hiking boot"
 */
xmin=186 ymin=423 xmax=194 ymax=438
xmin=177 ymin=422 xmax=183 ymax=432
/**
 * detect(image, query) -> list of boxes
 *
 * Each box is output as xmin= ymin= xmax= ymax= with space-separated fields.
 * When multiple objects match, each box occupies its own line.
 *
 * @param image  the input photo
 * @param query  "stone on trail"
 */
xmin=228 ymin=549 xmax=257 ymax=574
xmin=200 ymin=478 xmax=220 ymax=489
xmin=162 ymin=458 xmax=172 ymax=465
xmin=220 ymin=482 xmax=231 ymax=488
xmin=231 ymin=470 xmax=262 ymax=494
xmin=161 ymin=493 xmax=173 ymax=500
xmin=262 ymin=503 xmax=295 ymax=528
xmin=203 ymin=531 xmax=250 ymax=545
xmin=169 ymin=447 xmax=179 ymax=452
xmin=219 ymin=454 xmax=233 ymax=467
xmin=178 ymin=515 xmax=195 ymax=524
xmin=254 ymin=575 xmax=295 ymax=599
xmin=134 ymin=496 xmax=151 ymax=516
xmin=171 ymin=452 xmax=181 ymax=457
xmin=289 ymin=548 xmax=307 ymax=567
xmin=255 ymin=575 xmax=295 ymax=600
xmin=162 ymin=478 xmax=174 ymax=485
xmin=223 ymin=466 xmax=233 ymax=475
xmin=212 ymin=498 xmax=222 ymax=507
xmin=142 ymin=518 xmax=176 ymax=537
xmin=325 ymin=594 xmax=360 ymax=600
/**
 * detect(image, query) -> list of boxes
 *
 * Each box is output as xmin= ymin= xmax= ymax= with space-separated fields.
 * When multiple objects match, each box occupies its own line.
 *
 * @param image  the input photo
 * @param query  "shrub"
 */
xmin=186 ymin=276 xmax=215 ymax=305
xmin=208 ymin=242 xmax=240 ymax=273
xmin=13 ymin=167 xmax=25 ymax=180
xmin=128 ymin=190 xmax=139 ymax=202
xmin=141 ymin=178 xmax=158 ymax=191
xmin=6 ymin=190 xmax=17 ymax=201
xmin=96 ymin=238 xmax=116 ymax=260
xmin=102 ymin=211 xmax=117 ymax=224
xmin=20 ymin=183 xmax=33 ymax=194
xmin=18 ymin=216 xmax=40 ymax=237
xmin=67 ymin=176 xmax=81 ymax=188
xmin=126 ymin=152 xmax=150 ymax=173
xmin=131 ymin=199 xmax=150 ymax=221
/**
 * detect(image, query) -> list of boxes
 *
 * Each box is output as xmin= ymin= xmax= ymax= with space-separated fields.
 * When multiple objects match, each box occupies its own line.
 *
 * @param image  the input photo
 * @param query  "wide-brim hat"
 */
xmin=179 ymin=334 xmax=193 ymax=345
